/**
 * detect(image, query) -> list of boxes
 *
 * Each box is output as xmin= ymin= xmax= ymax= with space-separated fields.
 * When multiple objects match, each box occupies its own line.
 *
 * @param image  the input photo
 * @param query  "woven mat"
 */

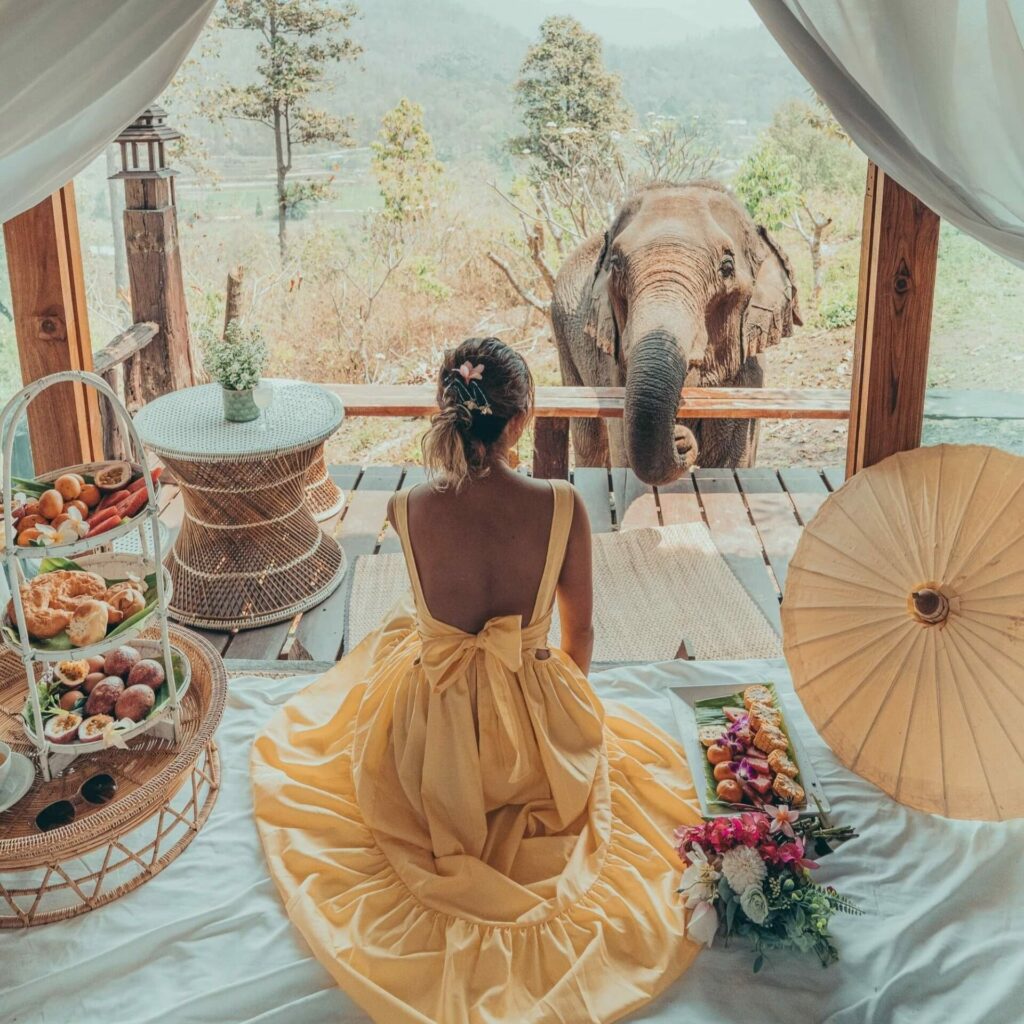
xmin=345 ymin=524 xmax=782 ymax=662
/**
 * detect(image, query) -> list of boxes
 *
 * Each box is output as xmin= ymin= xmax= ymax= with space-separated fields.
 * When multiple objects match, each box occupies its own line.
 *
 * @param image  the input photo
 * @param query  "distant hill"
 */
xmin=171 ymin=0 xmax=809 ymax=167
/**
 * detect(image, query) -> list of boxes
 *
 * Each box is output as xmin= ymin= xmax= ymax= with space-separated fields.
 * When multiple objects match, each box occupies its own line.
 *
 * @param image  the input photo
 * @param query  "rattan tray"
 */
xmin=0 ymin=626 xmax=226 ymax=926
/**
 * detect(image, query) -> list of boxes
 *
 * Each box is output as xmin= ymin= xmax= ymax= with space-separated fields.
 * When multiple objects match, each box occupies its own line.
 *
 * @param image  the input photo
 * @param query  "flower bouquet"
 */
xmin=675 ymin=807 xmax=860 ymax=971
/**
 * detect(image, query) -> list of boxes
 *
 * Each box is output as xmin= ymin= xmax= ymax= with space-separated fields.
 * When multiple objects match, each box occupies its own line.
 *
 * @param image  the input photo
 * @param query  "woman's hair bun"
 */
xmin=421 ymin=337 xmax=534 ymax=491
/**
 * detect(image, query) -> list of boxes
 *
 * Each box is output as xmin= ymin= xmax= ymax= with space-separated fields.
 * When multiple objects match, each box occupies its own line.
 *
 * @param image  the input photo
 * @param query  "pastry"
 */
xmin=748 ymin=702 xmax=782 ymax=732
xmin=768 ymin=749 xmax=799 ymax=778
xmin=743 ymin=685 xmax=774 ymax=710
xmin=772 ymin=774 xmax=805 ymax=807
xmin=753 ymin=724 xmax=789 ymax=754
xmin=105 ymin=586 xmax=145 ymax=625
xmin=66 ymin=599 xmax=109 ymax=647
xmin=699 ymin=724 xmax=727 ymax=747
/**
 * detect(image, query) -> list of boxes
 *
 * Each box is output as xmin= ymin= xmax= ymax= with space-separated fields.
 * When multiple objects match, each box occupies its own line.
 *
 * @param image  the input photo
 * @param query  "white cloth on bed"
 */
xmin=2 ymin=659 xmax=1022 ymax=1024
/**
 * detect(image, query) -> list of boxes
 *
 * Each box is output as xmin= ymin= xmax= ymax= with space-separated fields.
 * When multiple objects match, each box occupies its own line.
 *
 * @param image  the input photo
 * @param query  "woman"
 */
xmin=252 ymin=338 xmax=702 ymax=1023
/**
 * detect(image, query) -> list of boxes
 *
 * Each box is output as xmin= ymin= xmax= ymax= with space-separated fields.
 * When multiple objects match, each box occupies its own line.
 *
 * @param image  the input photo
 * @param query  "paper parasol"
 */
xmin=782 ymin=444 xmax=1024 ymax=820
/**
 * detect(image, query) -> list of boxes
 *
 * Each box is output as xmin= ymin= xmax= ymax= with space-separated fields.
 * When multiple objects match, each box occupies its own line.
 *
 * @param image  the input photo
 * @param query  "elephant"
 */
xmin=551 ymin=181 xmax=801 ymax=484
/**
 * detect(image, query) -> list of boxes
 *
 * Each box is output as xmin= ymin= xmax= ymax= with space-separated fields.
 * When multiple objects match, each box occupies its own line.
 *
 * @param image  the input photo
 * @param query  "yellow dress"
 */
xmin=252 ymin=481 xmax=702 ymax=1023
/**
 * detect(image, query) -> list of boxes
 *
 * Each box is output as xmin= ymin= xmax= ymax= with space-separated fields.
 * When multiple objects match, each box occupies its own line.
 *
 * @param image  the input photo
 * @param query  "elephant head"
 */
xmin=583 ymin=182 xmax=801 ymax=484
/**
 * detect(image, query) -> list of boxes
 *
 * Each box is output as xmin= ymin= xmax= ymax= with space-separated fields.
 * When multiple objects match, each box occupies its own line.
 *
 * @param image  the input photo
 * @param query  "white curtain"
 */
xmin=750 ymin=0 xmax=1024 ymax=266
xmin=0 ymin=0 xmax=216 ymax=224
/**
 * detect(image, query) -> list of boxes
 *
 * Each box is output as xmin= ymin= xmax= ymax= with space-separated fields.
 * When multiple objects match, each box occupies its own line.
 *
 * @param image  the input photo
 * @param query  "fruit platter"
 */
xmin=669 ymin=681 xmax=829 ymax=817
xmin=20 ymin=639 xmax=191 ymax=755
xmin=2 ymin=554 xmax=172 ymax=659
xmin=0 ymin=461 xmax=163 ymax=557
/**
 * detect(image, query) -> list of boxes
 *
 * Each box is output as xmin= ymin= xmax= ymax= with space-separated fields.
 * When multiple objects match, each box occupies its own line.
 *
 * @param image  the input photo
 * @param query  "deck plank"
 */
xmin=692 ymin=469 xmax=782 ymax=633
xmin=572 ymin=467 xmax=613 ymax=533
xmin=735 ymin=468 xmax=803 ymax=594
xmin=822 ymin=465 xmax=846 ymax=492
xmin=615 ymin=469 xmax=659 ymax=529
xmin=656 ymin=474 xmax=704 ymax=525
xmin=777 ymin=466 xmax=830 ymax=525
xmin=295 ymin=465 xmax=403 ymax=661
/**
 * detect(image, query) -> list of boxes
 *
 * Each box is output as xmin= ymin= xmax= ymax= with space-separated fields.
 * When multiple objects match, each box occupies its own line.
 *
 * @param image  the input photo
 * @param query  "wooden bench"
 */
xmin=325 ymin=384 xmax=851 ymax=478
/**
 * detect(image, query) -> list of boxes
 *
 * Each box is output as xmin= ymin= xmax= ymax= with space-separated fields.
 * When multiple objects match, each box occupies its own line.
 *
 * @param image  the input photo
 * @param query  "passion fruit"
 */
xmin=86 ymin=655 xmax=106 ymax=673
xmin=127 ymin=659 xmax=166 ymax=690
xmin=54 ymin=659 xmax=90 ymax=687
xmin=84 ymin=676 xmax=124 ymax=716
xmin=38 ymin=489 xmax=64 ymax=520
xmin=115 ymin=684 xmax=155 ymax=722
xmin=94 ymin=462 xmax=132 ymax=492
xmin=59 ymin=689 xmax=85 ymax=711
xmin=44 ymin=711 xmax=82 ymax=744
xmin=104 ymin=645 xmax=140 ymax=678
xmin=54 ymin=474 xmax=83 ymax=500
xmin=83 ymin=672 xmax=106 ymax=693
xmin=78 ymin=714 xmax=114 ymax=743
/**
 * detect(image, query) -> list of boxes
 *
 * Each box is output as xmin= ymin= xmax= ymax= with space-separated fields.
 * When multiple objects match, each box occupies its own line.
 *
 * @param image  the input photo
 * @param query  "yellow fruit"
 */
xmin=54 ymin=474 xmax=83 ymax=500
xmin=38 ymin=489 xmax=64 ymax=519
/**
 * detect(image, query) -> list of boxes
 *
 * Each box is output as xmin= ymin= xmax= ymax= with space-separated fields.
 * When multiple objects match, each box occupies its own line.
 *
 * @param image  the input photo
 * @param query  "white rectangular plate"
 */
xmin=667 ymin=682 xmax=830 ymax=817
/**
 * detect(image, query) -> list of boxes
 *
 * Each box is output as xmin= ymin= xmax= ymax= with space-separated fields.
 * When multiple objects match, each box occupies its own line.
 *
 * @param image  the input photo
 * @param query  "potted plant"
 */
xmin=202 ymin=320 xmax=268 ymax=422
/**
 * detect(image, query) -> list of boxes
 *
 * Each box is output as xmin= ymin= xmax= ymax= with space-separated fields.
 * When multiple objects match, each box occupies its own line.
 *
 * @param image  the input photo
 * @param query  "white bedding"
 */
xmin=2 ymin=659 xmax=1022 ymax=1024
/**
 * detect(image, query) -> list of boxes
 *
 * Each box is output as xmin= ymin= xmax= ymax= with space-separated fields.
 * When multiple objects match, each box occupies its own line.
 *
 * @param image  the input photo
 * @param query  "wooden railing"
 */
xmin=93 ymin=321 xmax=159 ymax=458
xmin=324 ymin=383 xmax=851 ymax=478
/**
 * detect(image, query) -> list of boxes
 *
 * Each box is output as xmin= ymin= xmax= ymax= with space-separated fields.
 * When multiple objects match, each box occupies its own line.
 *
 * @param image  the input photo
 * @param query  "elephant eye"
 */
xmin=720 ymin=253 xmax=735 ymax=278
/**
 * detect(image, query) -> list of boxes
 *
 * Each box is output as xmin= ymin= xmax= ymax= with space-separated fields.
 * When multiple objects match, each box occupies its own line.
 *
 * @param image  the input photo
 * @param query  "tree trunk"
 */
xmin=810 ymin=230 xmax=823 ymax=308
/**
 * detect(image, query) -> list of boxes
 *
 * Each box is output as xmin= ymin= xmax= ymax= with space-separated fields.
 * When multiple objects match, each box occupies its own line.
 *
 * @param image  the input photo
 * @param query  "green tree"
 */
xmin=215 ymin=0 xmax=361 ymax=258
xmin=735 ymin=100 xmax=863 ymax=306
xmin=512 ymin=16 xmax=630 ymax=185
xmin=372 ymin=99 xmax=443 ymax=227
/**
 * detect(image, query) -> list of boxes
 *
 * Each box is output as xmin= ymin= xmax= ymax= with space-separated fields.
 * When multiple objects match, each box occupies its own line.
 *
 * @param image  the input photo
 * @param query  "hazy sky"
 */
xmin=468 ymin=0 xmax=764 ymax=46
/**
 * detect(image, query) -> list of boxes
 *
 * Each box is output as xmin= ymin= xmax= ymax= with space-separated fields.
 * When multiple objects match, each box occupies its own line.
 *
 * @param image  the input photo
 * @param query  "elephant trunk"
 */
xmin=624 ymin=329 xmax=689 ymax=485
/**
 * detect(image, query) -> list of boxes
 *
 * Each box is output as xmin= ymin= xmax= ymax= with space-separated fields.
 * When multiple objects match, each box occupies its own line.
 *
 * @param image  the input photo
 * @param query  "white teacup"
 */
xmin=0 ymin=739 xmax=11 ymax=792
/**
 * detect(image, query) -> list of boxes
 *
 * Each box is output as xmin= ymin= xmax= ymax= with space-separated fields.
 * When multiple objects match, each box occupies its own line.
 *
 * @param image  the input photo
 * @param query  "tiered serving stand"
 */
xmin=0 ymin=372 xmax=227 ymax=926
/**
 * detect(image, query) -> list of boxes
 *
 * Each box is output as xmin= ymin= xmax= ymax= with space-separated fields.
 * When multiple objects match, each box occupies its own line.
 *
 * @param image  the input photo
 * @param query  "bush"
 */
xmin=817 ymin=294 xmax=857 ymax=330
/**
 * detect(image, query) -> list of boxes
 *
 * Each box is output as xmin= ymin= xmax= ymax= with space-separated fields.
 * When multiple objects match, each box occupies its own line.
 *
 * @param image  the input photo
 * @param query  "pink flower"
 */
xmin=764 ymin=803 xmax=800 ymax=839
xmin=777 ymin=837 xmax=819 ymax=872
xmin=458 ymin=361 xmax=484 ymax=383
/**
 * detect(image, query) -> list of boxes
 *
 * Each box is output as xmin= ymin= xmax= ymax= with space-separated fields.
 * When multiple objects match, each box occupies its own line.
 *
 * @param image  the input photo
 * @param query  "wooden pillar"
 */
xmin=533 ymin=417 xmax=570 ymax=479
xmin=113 ymin=107 xmax=196 ymax=406
xmin=3 ymin=184 xmax=102 ymax=472
xmin=846 ymin=164 xmax=940 ymax=476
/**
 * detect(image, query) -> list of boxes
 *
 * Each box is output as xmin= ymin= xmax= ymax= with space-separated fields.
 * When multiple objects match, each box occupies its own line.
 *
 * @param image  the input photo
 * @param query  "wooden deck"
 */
xmin=158 ymin=463 xmax=845 ymax=671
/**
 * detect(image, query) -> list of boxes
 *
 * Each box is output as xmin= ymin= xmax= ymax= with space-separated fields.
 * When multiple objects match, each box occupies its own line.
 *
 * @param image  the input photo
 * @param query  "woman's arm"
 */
xmin=556 ymin=489 xmax=594 ymax=675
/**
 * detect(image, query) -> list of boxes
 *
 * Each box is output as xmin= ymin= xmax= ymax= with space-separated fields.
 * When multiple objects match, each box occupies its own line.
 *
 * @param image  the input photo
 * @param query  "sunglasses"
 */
xmin=35 ymin=773 xmax=117 ymax=832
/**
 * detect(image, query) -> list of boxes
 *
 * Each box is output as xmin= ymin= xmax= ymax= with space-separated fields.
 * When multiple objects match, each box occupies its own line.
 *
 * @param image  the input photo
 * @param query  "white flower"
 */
xmin=721 ymin=845 xmax=767 ymax=894
xmin=686 ymin=900 xmax=719 ymax=946
xmin=739 ymin=884 xmax=769 ymax=925
xmin=678 ymin=844 xmax=720 ymax=909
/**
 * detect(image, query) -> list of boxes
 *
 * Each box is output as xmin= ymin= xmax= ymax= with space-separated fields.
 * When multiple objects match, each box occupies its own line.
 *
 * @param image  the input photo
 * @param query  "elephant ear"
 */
xmin=742 ymin=226 xmax=803 ymax=360
xmin=583 ymin=232 xmax=618 ymax=359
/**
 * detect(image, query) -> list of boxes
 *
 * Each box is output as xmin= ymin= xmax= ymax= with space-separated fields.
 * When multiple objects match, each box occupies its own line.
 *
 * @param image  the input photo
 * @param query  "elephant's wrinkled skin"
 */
xmin=551 ymin=182 xmax=801 ymax=483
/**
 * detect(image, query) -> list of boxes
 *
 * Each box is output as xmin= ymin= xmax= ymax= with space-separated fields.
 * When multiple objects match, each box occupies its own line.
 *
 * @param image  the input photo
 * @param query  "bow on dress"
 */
xmin=418 ymin=614 xmax=550 ymax=784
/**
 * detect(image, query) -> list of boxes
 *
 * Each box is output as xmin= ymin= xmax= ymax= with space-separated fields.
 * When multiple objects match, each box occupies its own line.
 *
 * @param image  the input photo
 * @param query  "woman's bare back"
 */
xmin=395 ymin=470 xmax=559 ymax=634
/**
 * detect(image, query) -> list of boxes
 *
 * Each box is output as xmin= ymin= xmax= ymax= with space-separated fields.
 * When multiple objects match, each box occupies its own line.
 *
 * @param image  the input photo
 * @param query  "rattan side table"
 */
xmin=134 ymin=380 xmax=347 ymax=630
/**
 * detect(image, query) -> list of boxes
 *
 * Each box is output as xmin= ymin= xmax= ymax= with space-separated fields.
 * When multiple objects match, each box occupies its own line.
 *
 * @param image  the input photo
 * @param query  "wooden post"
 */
xmin=533 ymin=417 xmax=570 ymax=479
xmin=113 ymin=108 xmax=196 ymax=406
xmin=3 ymin=184 xmax=102 ymax=472
xmin=847 ymin=164 xmax=940 ymax=476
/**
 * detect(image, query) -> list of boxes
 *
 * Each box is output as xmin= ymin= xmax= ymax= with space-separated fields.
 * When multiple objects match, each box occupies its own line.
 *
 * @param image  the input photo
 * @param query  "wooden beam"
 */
xmin=533 ymin=416 xmax=569 ymax=479
xmin=847 ymin=164 xmax=940 ymax=476
xmin=122 ymin=176 xmax=196 ymax=400
xmin=324 ymin=383 xmax=850 ymax=420
xmin=3 ymin=184 xmax=102 ymax=472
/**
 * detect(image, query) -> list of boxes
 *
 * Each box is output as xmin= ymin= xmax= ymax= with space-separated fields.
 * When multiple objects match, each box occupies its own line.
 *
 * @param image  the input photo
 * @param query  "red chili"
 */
xmin=96 ymin=488 xmax=130 ymax=512
xmin=127 ymin=466 xmax=163 ymax=494
xmin=87 ymin=505 xmax=122 ymax=528
xmin=116 ymin=489 xmax=149 ymax=520
xmin=86 ymin=514 xmax=122 ymax=538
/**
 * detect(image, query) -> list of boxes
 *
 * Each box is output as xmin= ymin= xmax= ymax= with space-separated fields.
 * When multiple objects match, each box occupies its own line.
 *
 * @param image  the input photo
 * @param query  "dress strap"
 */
xmin=529 ymin=480 xmax=575 ymax=625
xmin=393 ymin=489 xmax=429 ymax=615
